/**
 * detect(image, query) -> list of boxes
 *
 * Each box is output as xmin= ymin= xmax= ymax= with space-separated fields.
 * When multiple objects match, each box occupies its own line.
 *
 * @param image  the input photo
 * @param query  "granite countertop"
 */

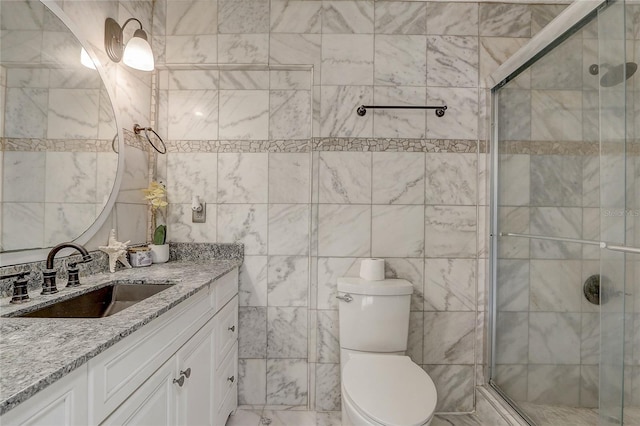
xmin=0 ymin=259 xmax=241 ymax=415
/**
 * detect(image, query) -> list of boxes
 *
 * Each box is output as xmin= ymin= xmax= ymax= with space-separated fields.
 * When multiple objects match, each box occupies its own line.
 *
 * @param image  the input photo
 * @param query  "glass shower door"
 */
xmin=597 ymin=1 xmax=639 ymax=424
xmin=490 ymin=1 xmax=637 ymax=424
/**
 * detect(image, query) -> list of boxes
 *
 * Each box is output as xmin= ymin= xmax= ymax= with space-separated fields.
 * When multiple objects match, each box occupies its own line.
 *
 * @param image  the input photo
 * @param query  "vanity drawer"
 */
xmin=216 ymin=378 xmax=237 ymax=426
xmin=214 ymin=295 xmax=238 ymax=367
xmin=210 ymin=268 xmax=238 ymax=313
xmin=88 ymin=288 xmax=211 ymax=425
xmin=215 ymin=342 xmax=238 ymax=413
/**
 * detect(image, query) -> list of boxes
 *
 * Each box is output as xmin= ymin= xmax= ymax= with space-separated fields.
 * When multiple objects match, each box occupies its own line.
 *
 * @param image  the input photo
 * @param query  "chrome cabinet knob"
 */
xmin=227 ymin=375 xmax=235 ymax=383
xmin=336 ymin=293 xmax=353 ymax=302
xmin=228 ymin=325 xmax=235 ymax=332
xmin=173 ymin=375 xmax=185 ymax=387
xmin=180 ymin=368 xmax=191 ymax=378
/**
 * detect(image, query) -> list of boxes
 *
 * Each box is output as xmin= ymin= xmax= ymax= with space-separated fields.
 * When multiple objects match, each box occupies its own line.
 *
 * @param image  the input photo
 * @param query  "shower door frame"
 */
xmin=486 ymin=0 xmax=607 ymax=423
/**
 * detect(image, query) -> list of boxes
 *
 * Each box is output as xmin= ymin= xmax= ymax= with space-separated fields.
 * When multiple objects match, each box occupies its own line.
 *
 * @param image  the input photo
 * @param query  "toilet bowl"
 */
xmin=341 ymin=355 xmax=437 ymax=426
xmin=336 ymin=277 xmax=438 ymax=426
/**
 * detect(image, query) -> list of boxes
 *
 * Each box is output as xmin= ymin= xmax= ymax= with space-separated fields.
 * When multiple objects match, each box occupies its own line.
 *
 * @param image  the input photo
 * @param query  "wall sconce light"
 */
xmin=104 ymin=17 xmax=154 ymax=71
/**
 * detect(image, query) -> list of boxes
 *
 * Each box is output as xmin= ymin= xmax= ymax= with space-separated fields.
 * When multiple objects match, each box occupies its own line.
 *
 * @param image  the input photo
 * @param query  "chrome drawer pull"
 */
xmin=336 ymin=293 xmax=353 ymax=302
xmin=228 ymin=325 xmax=235 ymax=332
xmin=227 ymin=375 xmax=235 ymax=383
xmin=173 ymin=376 xmax=185 ymax=387
xmin=180 ymin=368 xmax=191 ymax=378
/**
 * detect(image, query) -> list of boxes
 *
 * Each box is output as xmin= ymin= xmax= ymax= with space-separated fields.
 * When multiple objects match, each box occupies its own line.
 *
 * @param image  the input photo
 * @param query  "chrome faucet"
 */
xmin=42 ymin=243 xmax=93 ymax=295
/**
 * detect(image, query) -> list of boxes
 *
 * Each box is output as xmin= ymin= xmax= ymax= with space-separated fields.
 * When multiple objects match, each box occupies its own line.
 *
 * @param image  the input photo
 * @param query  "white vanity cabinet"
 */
xmin=102 ymin=317 xmax=229 ymax=426
xmin=97 ymin=268 xmax=239 ymax=426
xmin=0 ymin=366 xmax=89 ymax=426
xmin=105 ymin=299 xmax=238 ymax=426
xmin=1 ymin=267 xmax=239 ymax=426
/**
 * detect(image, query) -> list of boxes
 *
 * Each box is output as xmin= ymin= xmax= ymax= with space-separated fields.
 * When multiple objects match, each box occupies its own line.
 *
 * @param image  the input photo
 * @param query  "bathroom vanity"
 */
xmin=0 ymin=260 xmax=239 ymax=426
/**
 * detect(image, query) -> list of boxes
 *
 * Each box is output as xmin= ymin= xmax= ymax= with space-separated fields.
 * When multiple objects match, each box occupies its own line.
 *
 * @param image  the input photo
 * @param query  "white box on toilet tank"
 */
xmin=336 ymin=277 xmax=412 ymax=353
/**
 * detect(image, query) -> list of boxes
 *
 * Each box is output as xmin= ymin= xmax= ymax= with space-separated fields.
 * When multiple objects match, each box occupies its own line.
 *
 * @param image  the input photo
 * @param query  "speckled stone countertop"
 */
xmin=0 ymin=259 xmax=242 ymax=415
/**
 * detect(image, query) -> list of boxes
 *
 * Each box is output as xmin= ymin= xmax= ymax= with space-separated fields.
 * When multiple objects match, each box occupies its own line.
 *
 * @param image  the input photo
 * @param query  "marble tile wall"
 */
xmin=148 ymin=0 xmax=569 ymax=415
xmin=156 ymin=141 xmax=483 ymax=412
xmin=156 ymin=68 xmax=312 ymax=142
xmin=493 ymin=168 xmax=603 ymax=397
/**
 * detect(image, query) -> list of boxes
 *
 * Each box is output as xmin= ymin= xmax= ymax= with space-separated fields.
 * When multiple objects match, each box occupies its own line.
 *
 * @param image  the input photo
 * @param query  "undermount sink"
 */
xmin=16 ymin=283 xmax=173 ymax=318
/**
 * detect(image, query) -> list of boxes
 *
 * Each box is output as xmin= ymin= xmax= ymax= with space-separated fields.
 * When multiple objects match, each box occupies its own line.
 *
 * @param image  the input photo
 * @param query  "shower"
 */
xmin=588 ymin=62 xmax=638 ymax=86
xmin=488 ymin=1 xmax=639 ymax=425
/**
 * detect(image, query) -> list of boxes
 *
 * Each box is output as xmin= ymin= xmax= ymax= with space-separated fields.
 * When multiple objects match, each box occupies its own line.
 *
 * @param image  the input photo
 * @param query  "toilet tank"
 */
xmin=337 ymin=277 xmax=413 ymax=353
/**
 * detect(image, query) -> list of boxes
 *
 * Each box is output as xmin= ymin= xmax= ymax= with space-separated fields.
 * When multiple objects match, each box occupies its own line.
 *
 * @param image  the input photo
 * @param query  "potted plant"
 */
xmin=143 ymin=181 xmax=169 ymax=263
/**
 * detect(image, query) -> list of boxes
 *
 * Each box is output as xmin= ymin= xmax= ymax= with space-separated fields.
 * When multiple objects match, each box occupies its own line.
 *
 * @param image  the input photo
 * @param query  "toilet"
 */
xmin=337 ymin=277 xmax=437 ymax=426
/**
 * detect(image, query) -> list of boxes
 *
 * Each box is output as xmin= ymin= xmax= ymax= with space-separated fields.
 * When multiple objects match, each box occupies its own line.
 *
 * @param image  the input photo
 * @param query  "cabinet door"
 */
xmin=101 ymin=359 xmax=176 ymax=426
xmin=176 ymin=319 xmax=215 ymax=426
xmin=1 ymin=366 xmax=88 ymax=426
xmin=88 ymin=288 xmax=211 ymax=424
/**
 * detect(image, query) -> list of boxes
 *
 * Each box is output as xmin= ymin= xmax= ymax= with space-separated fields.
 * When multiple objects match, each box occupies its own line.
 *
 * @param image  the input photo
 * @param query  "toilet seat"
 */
xmin=342 ymin=355 xmax=437 ymax=426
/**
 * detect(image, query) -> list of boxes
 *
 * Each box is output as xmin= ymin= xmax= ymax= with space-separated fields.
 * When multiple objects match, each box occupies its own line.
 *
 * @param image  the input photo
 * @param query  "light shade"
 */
xmin=104 ymin=18 xmax=155 ymax=72
xmin=80 ymin=48 xmax=97 ymax=70
xmin=122 ymin=36 xmax=155 ymax=71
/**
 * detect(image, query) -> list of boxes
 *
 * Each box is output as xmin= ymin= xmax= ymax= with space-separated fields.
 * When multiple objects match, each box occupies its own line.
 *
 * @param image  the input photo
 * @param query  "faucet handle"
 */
xmin=66 ymin=254 xmax=93 ymax=269
xmin=65 ymin=254 xmax=92 ymax=288
xmin=1 ymin=271 xmax=31 ymax=304
xmin=66 ymin=265 xmax=81 ymax=288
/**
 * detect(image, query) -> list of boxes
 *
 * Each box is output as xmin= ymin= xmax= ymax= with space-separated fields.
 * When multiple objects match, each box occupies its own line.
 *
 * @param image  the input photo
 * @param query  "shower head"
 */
xmin=600 ymin=62 xmax=637 ymax=87
xmin=589 ymin=62 xmax=638 ymax=87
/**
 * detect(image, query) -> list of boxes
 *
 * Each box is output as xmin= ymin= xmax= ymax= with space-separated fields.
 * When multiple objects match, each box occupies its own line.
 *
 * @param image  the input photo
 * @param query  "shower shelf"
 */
xmin=499 ymin=232 xmax=640 ymax=254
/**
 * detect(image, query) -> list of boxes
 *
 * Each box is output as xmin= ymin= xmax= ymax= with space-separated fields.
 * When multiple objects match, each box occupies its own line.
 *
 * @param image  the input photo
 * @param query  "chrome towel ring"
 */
xmin=133 ymin=124 xmax=167 ymax=154
xmin=111 ymin=133 xmax=118 ymax=153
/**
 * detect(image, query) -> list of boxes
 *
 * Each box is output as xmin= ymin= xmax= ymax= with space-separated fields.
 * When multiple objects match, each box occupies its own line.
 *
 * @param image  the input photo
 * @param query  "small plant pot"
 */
xmin=148 ymin=244 xmax=169 ymax=264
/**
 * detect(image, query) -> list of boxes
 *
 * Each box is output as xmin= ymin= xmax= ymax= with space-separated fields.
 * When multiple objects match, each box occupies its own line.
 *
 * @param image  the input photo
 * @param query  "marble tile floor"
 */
xmin=518 ymin=403 xmax=598 ymax=426
xmin=519 ymin=402 xmax=640 ymax=426
xmin=626 ymin=408 xmax=640 ymax=425
xmin=226 ymin=408 xmax=339 ymax=426
xmin=226 ymin=407 xmax=513 ymax=426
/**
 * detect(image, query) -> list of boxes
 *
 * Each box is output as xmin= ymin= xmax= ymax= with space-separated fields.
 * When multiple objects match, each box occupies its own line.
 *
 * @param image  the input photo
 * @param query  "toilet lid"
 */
xmin=342 ymin=356 xmax=437 ymax=426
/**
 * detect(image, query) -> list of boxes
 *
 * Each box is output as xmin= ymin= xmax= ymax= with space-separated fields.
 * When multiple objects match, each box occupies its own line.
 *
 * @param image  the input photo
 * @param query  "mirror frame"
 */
xmin=0 ymin=0 xmax=125 ymax=266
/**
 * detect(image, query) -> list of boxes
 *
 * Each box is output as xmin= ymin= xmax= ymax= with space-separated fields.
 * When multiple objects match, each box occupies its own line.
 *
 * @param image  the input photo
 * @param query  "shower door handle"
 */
xmin=336 ymin=293 xmax=353 ymax=302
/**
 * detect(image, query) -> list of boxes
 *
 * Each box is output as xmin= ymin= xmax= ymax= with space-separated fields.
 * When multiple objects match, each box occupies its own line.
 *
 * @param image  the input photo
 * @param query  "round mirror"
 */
xmin=0 ymin=0 xmax=123 ymax=265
